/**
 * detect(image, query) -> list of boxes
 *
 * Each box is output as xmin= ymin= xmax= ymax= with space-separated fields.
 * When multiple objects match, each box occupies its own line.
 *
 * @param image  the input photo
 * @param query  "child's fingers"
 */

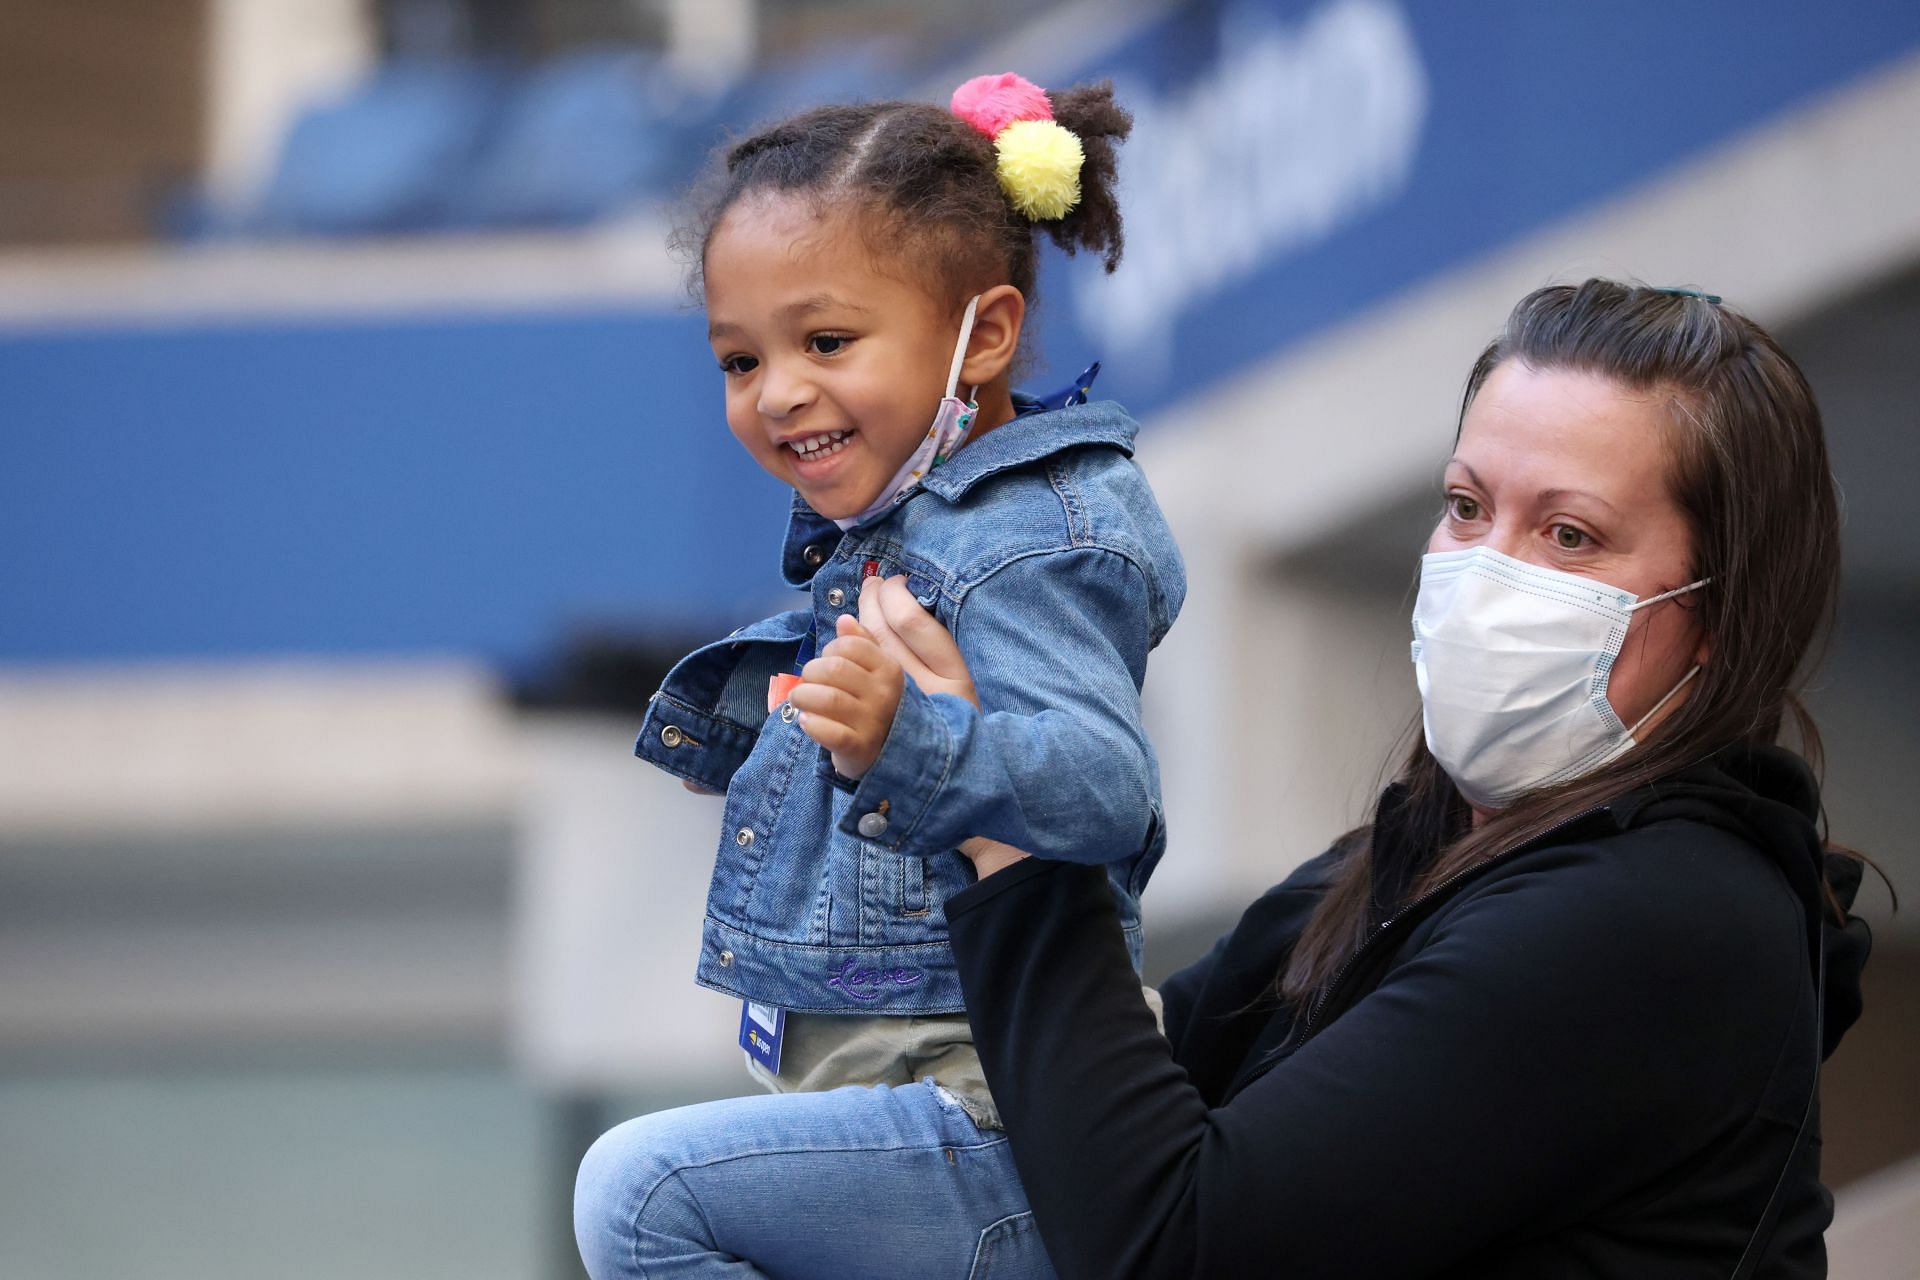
xmin=794 ymin=709 xmax=859 ymax=753
xmin=876 ymin=576 xmax=970 ymax=679
xmin=857 ymin=576 xmax=902 ymax=649
xmin=859 ymin=576 xmax=934 ymax=681
xmin=834 ymin=612 xmax=870 ymax=642
xmin=818 ymin=632 xmax=894 ymax=676
xmin=790 ymin=680 xmax=895 ymax=737
xmin=799 ymin=652 xmax=874 ymax=693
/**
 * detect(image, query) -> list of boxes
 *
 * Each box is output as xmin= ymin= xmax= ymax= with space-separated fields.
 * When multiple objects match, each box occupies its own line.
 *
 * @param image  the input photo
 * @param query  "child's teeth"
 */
xmin=791 ymin=430 xmax=850 ymax=456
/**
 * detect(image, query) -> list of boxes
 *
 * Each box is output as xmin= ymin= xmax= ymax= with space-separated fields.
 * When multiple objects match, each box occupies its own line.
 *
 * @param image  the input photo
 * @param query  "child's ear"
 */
xmin=957 ymin=285 xmax=1025 ymax=389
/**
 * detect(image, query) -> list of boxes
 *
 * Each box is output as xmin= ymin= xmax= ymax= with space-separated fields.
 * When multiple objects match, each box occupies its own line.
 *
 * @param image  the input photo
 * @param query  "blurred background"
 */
xmin=3 ymin=1 xmax=1917 ymax=1276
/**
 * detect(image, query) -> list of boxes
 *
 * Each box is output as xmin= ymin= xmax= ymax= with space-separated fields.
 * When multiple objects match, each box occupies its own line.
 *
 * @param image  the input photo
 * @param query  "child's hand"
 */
xmin=856 ymin=575 xmax=978 ymax=708
xmin=790 ymin=613 xmax=904 ymax=779
xmin=852 ymin=578 xmax=1026 ymax=876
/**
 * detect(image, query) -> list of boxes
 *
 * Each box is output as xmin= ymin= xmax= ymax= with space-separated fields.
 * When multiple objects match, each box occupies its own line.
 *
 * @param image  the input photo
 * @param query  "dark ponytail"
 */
xmin=1042 ymin=81 xmax=1131 ymax=273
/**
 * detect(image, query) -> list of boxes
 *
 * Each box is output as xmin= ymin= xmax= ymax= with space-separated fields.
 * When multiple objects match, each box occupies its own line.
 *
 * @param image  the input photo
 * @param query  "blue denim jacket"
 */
xmin=635 ymin=397 xmax=1185 ymax=1013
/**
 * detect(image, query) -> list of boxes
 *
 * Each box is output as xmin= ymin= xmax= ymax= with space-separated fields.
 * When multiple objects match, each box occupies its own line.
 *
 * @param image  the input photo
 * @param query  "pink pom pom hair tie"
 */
xmin=949 ymin=73 xmax=1085 ymax=221
xmin=950 ymin=72 xmax=1054 ymax=138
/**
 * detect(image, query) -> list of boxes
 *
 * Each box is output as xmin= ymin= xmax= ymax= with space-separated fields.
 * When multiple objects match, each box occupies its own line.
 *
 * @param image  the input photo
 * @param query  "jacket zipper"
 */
xmin=1301 ymin=805 xmax=1610 ymax=1037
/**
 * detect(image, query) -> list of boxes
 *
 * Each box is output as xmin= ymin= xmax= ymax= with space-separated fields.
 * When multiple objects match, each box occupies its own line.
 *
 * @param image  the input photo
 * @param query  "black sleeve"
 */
xmin=947 ymin=838 xmax=1804 ymax=1279
xmin=1152 ymin=928 xmax=1231 ymax=1049
xmin=1150 ymin=846 xmax=1339 ymax=1051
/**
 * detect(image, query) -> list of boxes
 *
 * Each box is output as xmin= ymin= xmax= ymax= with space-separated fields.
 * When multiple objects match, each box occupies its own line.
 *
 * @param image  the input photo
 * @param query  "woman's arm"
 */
xmin=947 ymin=836 xmax=1799 ymax=1279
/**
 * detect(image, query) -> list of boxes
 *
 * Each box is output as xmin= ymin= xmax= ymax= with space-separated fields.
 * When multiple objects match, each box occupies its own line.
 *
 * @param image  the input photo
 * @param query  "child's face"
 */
xmin=704 ymin=194 xmax=967 ymax=521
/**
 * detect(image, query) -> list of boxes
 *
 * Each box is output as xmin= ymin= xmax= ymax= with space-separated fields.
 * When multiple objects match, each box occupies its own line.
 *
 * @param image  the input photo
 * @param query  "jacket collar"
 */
xmin=915 ymin=396 xmax=1137 ymax=501
xmin=778 ymin=398 xmax=1139 ymax=585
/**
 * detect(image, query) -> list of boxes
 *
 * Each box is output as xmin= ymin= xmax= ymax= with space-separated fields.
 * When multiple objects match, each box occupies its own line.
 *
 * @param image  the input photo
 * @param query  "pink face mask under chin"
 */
xmin=831 ymin=295 xmax=981 ymax=531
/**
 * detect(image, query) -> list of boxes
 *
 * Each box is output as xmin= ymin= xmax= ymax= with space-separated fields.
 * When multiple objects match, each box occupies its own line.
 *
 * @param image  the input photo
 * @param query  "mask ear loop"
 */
xmin=947 ymin=295 xmax=981 ymax=405
xmin=1625 ymin=664 xmax=1701 ymax=738
xmin=1622 ymin=576 xmax=1711 ymax=739
xmin=1626 ymin=577 xmax=1710 ymax=612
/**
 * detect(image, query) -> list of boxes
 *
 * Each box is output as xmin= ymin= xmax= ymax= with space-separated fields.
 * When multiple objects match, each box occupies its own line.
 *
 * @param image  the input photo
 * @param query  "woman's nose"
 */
xmin=1462 ymin=518 xmax=1533 ymax=564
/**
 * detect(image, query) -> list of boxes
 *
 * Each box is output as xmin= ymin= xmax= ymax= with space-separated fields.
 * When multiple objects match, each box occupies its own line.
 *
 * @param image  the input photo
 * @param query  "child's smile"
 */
xmin=703 ymin=194 xmax=974 ymax=521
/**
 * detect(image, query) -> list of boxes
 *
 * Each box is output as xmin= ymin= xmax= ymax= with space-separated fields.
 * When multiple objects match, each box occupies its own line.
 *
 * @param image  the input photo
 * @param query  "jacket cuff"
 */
xmin=814 ymin=750 xmax=861 ymax=793
xmin=634 ymin=691 xmax=757 ymax=795
xmin=838 ymin=678 xmax=960 ymax=851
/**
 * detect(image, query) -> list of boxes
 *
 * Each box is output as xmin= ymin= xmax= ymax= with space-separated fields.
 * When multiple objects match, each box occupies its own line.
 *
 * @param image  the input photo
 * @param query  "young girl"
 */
xmin=575 ymin=75 xmax=1181 ymax=1277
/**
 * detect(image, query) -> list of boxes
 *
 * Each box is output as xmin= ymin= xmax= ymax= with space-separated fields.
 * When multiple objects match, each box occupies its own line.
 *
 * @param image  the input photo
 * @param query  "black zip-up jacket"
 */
xmin=946 ymin=745 xmax=1871 ymax=1278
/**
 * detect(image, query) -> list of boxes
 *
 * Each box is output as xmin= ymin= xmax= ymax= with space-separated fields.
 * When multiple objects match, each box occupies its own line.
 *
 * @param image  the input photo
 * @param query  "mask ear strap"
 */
xmin=1628 ymin=577 xmax=1710 ymax=612
xmin=946 ymin=295 xmax=981 ymax=401
xmin=1626 ymin=664 xmax=1701 ymax=737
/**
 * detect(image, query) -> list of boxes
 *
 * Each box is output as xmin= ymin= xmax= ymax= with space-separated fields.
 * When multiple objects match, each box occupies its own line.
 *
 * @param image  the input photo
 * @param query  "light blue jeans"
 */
xmin=573 ymin=1079 xmax=1056 ymax=1279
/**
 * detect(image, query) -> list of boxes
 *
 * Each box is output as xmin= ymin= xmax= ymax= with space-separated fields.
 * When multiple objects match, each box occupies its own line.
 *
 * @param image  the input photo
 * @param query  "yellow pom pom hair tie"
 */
xmin=949 ymin=73 xmax=1086 ymax=221
xmin=993 ymin=119 xmax=1084 ymax=220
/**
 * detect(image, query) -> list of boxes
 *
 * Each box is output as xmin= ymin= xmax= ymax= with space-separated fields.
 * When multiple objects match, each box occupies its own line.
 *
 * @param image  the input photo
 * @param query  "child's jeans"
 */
xmin=573 ymin=1078 xmax=1055 ymax=1279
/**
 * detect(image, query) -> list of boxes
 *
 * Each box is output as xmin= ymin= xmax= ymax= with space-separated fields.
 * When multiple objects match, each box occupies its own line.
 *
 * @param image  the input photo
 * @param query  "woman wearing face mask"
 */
xmin=862 ymin=280 xmax=1873 ymax=1279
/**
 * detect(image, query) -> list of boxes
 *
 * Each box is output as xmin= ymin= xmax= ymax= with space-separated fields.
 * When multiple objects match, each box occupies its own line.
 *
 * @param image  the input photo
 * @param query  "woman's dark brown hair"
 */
xmin=672 ymin=83 xmax=1131 ymax=332
xmin=1283 ymin=278 xmax=1850 ymax=1002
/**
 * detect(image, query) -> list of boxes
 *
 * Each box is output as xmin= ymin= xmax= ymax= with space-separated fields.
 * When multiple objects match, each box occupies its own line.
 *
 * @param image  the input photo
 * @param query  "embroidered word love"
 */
xmin=825 ymin=960 xmax=925 ymax=1002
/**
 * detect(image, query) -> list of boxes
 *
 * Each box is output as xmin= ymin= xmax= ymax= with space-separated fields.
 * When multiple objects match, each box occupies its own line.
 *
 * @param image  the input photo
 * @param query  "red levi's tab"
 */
xmin=768 ymin=673 xmax=803 ymax=713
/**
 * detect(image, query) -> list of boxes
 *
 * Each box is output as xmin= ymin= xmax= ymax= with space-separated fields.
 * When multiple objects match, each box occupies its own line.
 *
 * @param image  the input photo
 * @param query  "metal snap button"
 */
xmin=718 ymin=949 xmax=734 ymax=967
xmin=735 ymin=827 xmax=754 ymax=846
xmin=825 ymin=587 xmax=846 ymax=607
xmin=857 ymin=811 xmax=890 ymax=838
xmin=660 ymin=725 xmax=684 ymax=748
xmin=803 ymin=544 xmax=825 ymax=567
xmin=780 ymin=703 xmax=798 ymax=723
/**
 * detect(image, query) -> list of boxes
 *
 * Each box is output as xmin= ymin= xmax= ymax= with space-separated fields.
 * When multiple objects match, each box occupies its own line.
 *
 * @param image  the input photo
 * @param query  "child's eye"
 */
xmin=1551 ymin=523 xmax=1591 ymax=550
xmin=1445 ymin=493 xmax=1482 ymax=522
xmin=808 ymin=334 xmax=851 ymax=356
xmin=717 ymin=353 xmax=758 ymax=376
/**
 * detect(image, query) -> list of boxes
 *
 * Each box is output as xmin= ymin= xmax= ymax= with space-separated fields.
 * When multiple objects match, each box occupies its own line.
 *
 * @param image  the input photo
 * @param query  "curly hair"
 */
xmin=674 ymin=81 xmax=1131 ymax=324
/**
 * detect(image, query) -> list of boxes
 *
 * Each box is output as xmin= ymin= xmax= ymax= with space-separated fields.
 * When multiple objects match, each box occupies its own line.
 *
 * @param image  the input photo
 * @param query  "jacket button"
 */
xmin=735 ymin=827 xmax=755 ymax=846
xmin=660 ymin=725 xmax=684 ymax=748
xmin=803 ymin=545 xmax=825 ymax=567
xmin=780 ymin=703 xmax=798 ymax=723
xmin=718 ymin=949 xmax=734 ymax=967
xmin=826 ymin=587 xmax=846 ymax=607
xmin=857 ymin=811 xmax=889 ymax=838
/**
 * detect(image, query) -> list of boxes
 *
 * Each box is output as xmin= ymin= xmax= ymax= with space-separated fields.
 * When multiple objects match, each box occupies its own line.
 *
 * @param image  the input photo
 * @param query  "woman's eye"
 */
xmin=1552 ymin=524 xmax=1590 ymax=550
xmin=808 ymin=334 xmax=849 ymax=356
xmin=718 ymin=354 xmax=758 ymax=375
xmin=1447 ymin=494 xmax=1482 ymax=522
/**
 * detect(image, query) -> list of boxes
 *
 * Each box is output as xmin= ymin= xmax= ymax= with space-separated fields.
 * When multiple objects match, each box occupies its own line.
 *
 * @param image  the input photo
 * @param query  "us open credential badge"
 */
xmin=738 ymin=999 xmax=786 ymax=1074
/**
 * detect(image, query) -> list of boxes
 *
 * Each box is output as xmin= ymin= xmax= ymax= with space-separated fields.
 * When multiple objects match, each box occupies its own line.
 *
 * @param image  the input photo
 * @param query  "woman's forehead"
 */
xmin=1453 ymin=363 xmax=1676 ymax=503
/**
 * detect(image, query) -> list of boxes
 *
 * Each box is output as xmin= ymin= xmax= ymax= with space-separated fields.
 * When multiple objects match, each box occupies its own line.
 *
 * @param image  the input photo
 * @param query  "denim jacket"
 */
xmin=635 ymin=397 xmax=1185 ymax=1013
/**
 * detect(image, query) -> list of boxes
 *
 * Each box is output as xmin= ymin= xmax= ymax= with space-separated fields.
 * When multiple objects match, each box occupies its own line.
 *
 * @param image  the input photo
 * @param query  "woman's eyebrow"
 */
xmin=1538 ymin=487 xmax=1621 ymax=516
xmin=1448 ymin=463 xmax=1622 ymax=517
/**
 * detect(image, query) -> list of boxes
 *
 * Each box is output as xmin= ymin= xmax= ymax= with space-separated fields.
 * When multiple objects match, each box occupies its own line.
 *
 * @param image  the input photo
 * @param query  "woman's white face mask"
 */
xmin=1411 ymin=546 xmax=1708 ymax=808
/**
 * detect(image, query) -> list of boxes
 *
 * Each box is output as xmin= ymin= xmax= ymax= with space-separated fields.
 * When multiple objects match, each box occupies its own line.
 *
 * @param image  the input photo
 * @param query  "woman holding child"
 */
xmin=575 ymin=64 xmax=1870 ymax=1280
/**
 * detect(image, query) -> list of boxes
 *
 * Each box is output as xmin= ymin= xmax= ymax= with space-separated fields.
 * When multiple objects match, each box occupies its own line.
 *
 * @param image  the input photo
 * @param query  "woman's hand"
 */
xmin=855 ymin=575 xmax=1030 ymax=879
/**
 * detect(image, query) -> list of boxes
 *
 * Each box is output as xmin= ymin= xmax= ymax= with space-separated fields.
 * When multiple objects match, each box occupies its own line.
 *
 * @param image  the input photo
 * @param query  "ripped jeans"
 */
xmin=573 ymin=1079 xmax=1055 ymax=1279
